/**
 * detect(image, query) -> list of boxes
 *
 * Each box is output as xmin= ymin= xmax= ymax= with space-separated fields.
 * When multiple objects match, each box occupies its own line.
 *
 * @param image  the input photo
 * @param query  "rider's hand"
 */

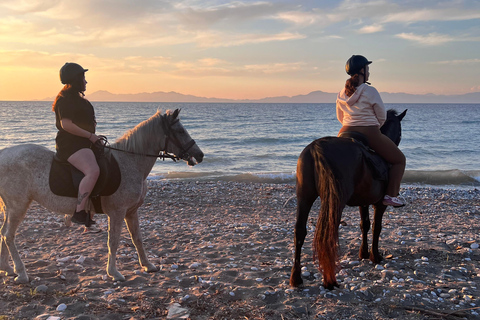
xmin=89 ymin=133 xmax=100 ymax=143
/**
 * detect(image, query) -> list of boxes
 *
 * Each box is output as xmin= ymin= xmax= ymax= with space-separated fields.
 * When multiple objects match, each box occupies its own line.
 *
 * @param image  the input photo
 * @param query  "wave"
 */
xmin=148 ymin=169 xmax=480 ymax=187
xmin=402 ymin=170 xmax=480 ymax=187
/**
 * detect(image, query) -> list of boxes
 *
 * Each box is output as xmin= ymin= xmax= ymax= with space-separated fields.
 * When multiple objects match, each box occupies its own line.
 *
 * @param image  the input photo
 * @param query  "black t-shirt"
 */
xmin=54 ymin=94 xmax=96 ymax=133
xmin=53 ymin=93 xmax=97 ymax=160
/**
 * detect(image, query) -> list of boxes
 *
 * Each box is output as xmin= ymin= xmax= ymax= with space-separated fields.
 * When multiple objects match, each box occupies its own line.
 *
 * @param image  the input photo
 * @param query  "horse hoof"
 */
xmin=289 ymin=276 xmax=303 ymax=287
xmin=323 ymin=281 xmax=339 ymax=291
xmin=108 ymin=271 xmax=126 ymax=282
xmin=370 ymin=252 xmax=383 ymax=264
xmin=144 ymin=265 xmax=159 ymax=273
xmin=14 ymin=275 xmax=29 ymax=284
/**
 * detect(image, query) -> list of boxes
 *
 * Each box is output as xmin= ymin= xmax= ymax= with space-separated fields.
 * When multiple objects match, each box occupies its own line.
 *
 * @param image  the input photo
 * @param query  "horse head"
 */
xmin=380 ymin=109 xmax=407 ymax=146
xmin=162 ymin=109 xmax=204 ymax=166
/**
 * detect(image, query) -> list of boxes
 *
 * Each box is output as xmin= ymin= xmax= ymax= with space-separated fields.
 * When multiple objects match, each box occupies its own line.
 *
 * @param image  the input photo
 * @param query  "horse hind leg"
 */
xmin=0 ymin=220 xmax=15 ymax=276
xmin=125 ymin=208 xmax=158 ymax=273
xmin=0 ymin=198 xmax=31 ymax=283
xmin=290 ymin=193 xmax=316 ymax=287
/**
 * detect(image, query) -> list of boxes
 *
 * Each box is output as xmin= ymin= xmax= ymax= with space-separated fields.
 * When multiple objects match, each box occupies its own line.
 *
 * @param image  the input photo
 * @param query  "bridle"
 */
xmin=160 ymin=114 xmax=196 ymax=162
xmin=99 ymin=114 xmax=196 ymax=162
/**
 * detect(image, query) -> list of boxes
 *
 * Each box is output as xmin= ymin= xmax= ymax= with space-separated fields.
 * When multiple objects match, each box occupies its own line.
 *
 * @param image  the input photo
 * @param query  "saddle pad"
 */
xmin=338 ymin=134 xmax=389 ymax=181
xmin=49 ymin=154 xmax=121 ymax=199
xmin=364 ymin=152 xmax=389 ymax=181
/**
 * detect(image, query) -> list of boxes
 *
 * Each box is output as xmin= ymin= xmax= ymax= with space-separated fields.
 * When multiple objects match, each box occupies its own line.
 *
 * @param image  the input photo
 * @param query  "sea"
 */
xmin=1 ymin=101 xmax=479 ymax=188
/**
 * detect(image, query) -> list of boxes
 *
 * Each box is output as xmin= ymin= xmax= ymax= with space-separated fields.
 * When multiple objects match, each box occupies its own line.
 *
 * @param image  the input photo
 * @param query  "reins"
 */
xmin=96 ymin=113 xmax=196 ymax=162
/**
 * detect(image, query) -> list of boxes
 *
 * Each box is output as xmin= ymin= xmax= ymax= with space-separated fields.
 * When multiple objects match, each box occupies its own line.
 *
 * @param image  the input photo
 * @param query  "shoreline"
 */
xmin=1 ymin=181 xmax=479 ymax=319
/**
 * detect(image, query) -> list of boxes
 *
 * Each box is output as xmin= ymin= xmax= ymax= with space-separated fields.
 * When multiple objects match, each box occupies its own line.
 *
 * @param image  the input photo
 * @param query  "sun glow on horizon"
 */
xmin=0 ymin=1 xmax=479 ymax=101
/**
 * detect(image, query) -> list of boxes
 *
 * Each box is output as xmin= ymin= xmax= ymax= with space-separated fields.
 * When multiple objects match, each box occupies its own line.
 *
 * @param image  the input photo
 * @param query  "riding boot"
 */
xmin=71 ymin=210 xmax=88 ymax=225
xmin=85 ymin=212 xmax=96 ymax=228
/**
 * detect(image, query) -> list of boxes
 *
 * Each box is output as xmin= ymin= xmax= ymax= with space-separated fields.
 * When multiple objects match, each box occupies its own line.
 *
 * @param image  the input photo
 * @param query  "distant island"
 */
xmin=41 ymin=90 xmax=480 ymax=104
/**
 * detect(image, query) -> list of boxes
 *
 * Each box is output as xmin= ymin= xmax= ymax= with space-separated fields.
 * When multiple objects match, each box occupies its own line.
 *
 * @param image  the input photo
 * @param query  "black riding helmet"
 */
xmin=345 ymin=55 xmax=372 ymax=76
xmin=59 ymin=62 xmax=88 ymax=85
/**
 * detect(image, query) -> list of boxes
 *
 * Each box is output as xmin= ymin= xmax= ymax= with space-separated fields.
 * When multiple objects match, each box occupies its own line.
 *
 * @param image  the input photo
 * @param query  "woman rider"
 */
xmin=53 ymin=62 xmax=100 ymax=225
xmin=336 ymin=55 xmax=406 ymax=207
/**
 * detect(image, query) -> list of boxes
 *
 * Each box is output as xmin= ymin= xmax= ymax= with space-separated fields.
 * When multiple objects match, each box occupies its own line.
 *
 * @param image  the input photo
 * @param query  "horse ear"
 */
xmin=398 ymin=109 xmax=407 ymax=121
xmin=173 ymin=108 xmax=181 ymax=119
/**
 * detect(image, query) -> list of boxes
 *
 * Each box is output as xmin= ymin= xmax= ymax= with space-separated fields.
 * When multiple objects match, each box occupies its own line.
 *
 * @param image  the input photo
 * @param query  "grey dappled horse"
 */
xmin=0 ymin=109 xmax=203 ymax=283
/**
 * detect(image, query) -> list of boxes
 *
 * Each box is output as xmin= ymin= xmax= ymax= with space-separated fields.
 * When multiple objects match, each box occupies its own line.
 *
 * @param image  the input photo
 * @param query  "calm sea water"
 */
xmin=1 ymin=101 xmax=479 ymax=187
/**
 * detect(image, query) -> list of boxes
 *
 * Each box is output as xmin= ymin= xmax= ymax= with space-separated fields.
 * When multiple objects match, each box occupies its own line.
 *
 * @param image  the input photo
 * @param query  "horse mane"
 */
xmin=113 ymin=110 xmax=165 ymax=155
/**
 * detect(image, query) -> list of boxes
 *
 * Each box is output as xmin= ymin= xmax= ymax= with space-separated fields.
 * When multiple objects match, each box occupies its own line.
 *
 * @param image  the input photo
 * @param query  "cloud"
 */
xmin=176 ymin=1 xmax=287 ymax=29
xmin=395 ymin=32 xmax=455 ymax=45
xmin=1 ymin=0 xmax=60 ymax=13
xmin=358 ymin=24 xmax=384 ymax=34
xmin=383 ymin=7 xmax=480 ymax=24
xmin=396 ymin=31 xmax=480 ymax=46
xmin=193 ymin=30 xmax=306 ymax=48
xmin=432 ymin=58 xmax=480 ymax=65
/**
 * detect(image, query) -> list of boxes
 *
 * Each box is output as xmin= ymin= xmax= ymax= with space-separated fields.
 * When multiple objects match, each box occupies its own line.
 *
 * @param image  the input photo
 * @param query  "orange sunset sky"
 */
xmin=0 ymin=0 xmax=479 ymax=101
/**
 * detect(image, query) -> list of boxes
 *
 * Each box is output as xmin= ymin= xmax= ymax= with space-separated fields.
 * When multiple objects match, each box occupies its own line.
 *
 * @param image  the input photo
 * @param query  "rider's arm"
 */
xmin=60 ymin=118 xmax=98 ymax=143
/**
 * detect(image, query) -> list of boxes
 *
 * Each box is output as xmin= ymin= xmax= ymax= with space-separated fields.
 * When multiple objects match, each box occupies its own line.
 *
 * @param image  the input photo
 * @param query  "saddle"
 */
xmin=338 ymin=131 xmax=389 ymax=181
xmin=48 ymin=149 xmax=121 ymax=213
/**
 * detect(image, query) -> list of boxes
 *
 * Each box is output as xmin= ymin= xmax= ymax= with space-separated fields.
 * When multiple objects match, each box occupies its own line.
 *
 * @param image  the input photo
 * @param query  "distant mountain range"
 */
xmin=43 ymin=89 xmax=480 ymax=104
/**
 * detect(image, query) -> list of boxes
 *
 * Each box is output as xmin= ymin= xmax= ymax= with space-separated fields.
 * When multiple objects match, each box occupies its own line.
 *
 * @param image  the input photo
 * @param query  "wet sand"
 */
xmin=1 ymin=181 xmax=480 ymax=319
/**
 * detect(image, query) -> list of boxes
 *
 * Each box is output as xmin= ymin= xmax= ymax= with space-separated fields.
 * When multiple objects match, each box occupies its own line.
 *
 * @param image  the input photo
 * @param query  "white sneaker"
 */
xmin=383 ymin=195 xmax=405 ymax=207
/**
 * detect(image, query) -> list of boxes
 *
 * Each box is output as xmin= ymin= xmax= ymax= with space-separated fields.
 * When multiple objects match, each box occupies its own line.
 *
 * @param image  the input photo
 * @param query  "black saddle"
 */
xmin=338 ymin=131 xmax=389 ymax=181
xmin=49 ymin=150 xmax=121 ymax=213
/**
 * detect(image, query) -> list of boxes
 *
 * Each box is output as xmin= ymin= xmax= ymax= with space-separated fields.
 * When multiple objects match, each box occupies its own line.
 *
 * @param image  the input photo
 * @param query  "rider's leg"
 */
xmin=67 ymin=148 xmax=100 ymax=212
xmin=367 ymin=132 xmax=406 ymax=197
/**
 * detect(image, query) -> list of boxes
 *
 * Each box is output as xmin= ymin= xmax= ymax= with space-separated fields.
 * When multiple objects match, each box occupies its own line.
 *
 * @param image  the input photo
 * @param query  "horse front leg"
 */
xmin=370 ymin=204 xmax=387 ymax=264
xmin=106 ymin=213 xmax=126 ymax=281
xmin=358 ymin=206 xmax=370 ymax=260
xmin=125 ymin=208 xmax=158 ymax=273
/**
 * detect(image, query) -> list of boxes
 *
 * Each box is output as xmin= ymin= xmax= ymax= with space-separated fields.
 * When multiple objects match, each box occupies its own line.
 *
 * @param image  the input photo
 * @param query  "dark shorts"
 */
xmin=55 ymin=133 xmax=93 ymax=162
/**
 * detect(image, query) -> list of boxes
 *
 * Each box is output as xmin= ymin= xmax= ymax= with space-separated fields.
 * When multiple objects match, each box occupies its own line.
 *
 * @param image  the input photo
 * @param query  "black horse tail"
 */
xmin=311 ymin=141 xmax=341 ymax=288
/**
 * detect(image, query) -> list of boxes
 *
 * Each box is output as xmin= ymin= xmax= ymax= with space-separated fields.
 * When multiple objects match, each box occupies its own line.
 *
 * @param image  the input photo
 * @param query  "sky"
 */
xmin=0 ymin=0 xmax=479 ymax=101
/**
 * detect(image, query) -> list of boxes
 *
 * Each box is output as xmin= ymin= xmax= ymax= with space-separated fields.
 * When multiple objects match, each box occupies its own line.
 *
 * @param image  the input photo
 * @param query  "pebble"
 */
xmin=56 ymin=304 xmax=67 ymax=312
xmin=35 ymin=285 xmax=48 ymax=293
xmin=470 ymin=243 xmax=479 ymax=249
xmin=76 ymin=255 xmax=86 ymax=264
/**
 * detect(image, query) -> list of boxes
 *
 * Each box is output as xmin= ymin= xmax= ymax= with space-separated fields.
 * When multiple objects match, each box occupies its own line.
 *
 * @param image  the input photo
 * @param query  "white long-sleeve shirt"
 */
xmin=336 ymin=83 xmax=386 ymax=127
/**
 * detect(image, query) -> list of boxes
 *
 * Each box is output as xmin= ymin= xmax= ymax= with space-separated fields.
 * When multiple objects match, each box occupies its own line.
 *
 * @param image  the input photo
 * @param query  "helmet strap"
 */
xmin=358 ymin=69 xmax=371 ymax=85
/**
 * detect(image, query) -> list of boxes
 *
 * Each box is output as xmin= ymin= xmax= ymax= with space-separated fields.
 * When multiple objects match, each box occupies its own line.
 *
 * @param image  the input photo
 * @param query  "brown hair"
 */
xmin=52 ymin=74 xmax=85 ymax=111
xmin=344 ymin=74 xmax=360 ymax=97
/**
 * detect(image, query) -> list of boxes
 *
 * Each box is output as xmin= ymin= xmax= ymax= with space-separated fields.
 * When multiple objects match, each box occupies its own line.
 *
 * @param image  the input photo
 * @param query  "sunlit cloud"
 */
xmin=383 ymin=7 xmax=480 ymax=23
xmin=358 ymin=24 xmax=384 ymax=34
xmin=395 ymin=32 xmax=455 ymax=46
xmin=432 ymin=58 xmax=480 ymax=65
xmin=194 ymin=31 xmax=306 ymax=48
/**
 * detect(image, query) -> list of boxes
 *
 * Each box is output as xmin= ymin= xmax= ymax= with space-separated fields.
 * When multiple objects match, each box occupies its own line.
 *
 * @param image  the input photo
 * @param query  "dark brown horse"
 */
xmin=290 ymin=109 xmax=407 ymax=290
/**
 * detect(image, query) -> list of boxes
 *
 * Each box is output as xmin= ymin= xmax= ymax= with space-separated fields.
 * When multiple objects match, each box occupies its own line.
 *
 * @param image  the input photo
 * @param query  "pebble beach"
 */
xmin=1 ymin=181 xmax=480 ymax=319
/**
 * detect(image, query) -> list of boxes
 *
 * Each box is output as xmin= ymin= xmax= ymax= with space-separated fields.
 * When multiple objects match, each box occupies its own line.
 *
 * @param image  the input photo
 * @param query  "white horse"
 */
xmin=0 ymin=109 xmax=204 ymax=283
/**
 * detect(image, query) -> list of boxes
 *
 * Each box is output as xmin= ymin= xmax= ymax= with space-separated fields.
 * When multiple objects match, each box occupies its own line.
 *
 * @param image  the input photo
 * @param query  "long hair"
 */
xmin=52 ymin=73 xmax=86 ymax=112
xmin=344 ymin=74 xmax=360 ymax=97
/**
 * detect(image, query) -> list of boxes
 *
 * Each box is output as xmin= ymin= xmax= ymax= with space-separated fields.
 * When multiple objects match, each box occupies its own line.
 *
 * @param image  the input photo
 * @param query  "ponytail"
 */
xmin=345 ymin=74 xmax=360 ymax=97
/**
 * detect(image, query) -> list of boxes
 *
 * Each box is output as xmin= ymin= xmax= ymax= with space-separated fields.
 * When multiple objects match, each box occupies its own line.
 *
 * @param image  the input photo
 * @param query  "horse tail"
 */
xmin=311 ymin=141 xmax=342 ymax=288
